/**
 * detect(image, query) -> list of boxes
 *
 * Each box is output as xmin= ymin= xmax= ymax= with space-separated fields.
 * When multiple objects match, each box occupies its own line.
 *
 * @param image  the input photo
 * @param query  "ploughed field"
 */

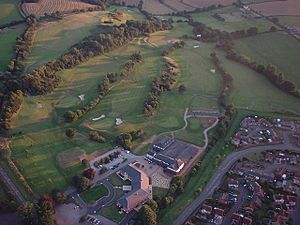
xmin=249 ymin=0 xmax=300 ymax=16
xmin=117 ymin=0 xmax=236 ymax=14
xmin=21 ymin=0 xmax=94 ymax=16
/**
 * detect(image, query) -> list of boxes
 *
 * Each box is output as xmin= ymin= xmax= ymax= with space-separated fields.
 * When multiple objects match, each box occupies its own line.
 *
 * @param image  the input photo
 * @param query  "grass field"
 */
xmin=234 ymin=31 xmax=300 ymax=87
xmin=0 ymin=0 xmax=23 ymax=26
xmin=191 ymin=6 xmax=276 ymax=32
xmin=24 ymin=7 xmax=145 ymax=72
xmin=276 ymin=16 xmax=300 ymax=27
xmin=0 ymin=24 xmax=26 ymax=71
xmin=80 ymin=184 xmax=108 ymax=204
xmin=175 ymin=119 xmax=205 ymax=146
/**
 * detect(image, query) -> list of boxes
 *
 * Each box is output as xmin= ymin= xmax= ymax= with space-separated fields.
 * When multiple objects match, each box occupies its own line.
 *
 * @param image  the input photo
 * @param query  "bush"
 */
xmin=89 ymin=130 xmax=106 ymax=143
xmin=65 ymin=128 xmax=76 ymax=138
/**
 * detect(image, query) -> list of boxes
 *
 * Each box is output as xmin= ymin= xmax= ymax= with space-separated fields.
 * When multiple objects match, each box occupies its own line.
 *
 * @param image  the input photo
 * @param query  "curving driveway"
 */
xmin=173 ymin=142 xmax=300 ymax=225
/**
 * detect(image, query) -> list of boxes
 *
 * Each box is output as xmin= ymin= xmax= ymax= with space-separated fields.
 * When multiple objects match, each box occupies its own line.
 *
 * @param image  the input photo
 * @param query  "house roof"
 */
xmin=117 ymin=164 xmax=151 ymax=211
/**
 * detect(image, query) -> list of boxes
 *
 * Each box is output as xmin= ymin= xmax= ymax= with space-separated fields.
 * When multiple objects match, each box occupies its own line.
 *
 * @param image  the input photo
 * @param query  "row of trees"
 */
xmin=115 ymin=129 xmax=144 ymax=150
xmin=190 ymin=20 xmax=259 ymax=42
xmin=0 ymin=90 xmax=24 ymax=131
xmin=64 ymin=52 xmax=144 ymax=123
xmin=18 ymin=19 xmax=171 ymax=95
xmin=7 ymin=15 xmax=37 ymax=77
xmin=74 ymin=168 xmax=96 ymax=192
xmin=89 ymin=130 xmax=106 ymax=143
xmin=144 ymin=56 xmax=181 ymax=116
xmin=222 ymin=46 xmax=300 ymax=99
xmin=17 ymin=190 xmax=66 ymax=225
xmin=94 ymin=151 xmax=121 ymax=166
xmin=210 ymin=52 xmax=233 ymax=107
xmin=0 ymin=19 xmax=172 ymax=132
xmin=162 ymin=40 xmax=185 ymax=56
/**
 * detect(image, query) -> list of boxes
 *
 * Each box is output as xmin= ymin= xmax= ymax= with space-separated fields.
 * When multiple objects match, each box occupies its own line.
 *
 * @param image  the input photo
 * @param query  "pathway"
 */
xmin=0 ymin=166 xmax=26 ymax=204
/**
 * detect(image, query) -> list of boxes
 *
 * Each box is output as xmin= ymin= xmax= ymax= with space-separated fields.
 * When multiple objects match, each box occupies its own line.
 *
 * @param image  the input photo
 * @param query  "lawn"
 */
xmin=80 ymin=184 xmax=109 ymax=204
xmin=0 ymin=24 xmax=26 ymax=71
xmin=100 ymin=189 xmax=124 ymax=223
xmin=0 ymin=0 xmax=23 ymax=26
xmin=174 ymin=118 xmax=205 ymax=147
xmin=234 ymin=31 xmax=300 ymax=88
xmin=191 ymin=6 xmax=276 ymax=32
xmin=24 ymin=7 xmax=145 ymax=72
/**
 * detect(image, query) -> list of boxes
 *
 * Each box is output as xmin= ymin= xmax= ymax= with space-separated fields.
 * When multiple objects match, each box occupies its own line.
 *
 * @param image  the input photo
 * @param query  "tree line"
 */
xmin=189 ymin=20 xmax=259 ymax=42
xmin=0 ymin=19 xmax=172 ymax=132
xmin=144 ymin=43 xmax=184 ymax=116
xmin=162 ymin=40 xmax=185 ymax=56
xmin=6 ymin=15 xmax=37 ymax=77
xmin=116 ymin=129 xmax=144 ymax=150
xmin=210 ymin=52 xmax=234 ymax=108
xmin=217 ymin=41 xmax=300 ymax=99
xmin=64 ymin=51 xmax=144 ymax=123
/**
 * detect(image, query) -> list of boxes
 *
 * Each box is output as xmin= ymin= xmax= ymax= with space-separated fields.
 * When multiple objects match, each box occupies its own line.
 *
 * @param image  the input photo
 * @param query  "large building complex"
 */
xmin=117 ymin=164 xmax=152 ymax=213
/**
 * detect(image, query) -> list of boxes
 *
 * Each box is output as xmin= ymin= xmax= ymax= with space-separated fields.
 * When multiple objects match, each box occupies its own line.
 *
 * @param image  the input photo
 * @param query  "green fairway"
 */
xmin=175 ymin=118 xmax=205 ymax=147
xmin=0 ymin=24 xmax=25 ymax=71
xmin=216 ymin=50 xmax=300 ymax=114
xmin=80 ymin=184 xmax=109 ymax=204
xmin=234 ymin=31 xmax=300 ymax=87
xmin=191 ymin=6 xmax=276 ymax=32
xmin=24 ymin=7 xmax=145 ymax=72
xmin=0 ymin=0 xmax=23 ymax=26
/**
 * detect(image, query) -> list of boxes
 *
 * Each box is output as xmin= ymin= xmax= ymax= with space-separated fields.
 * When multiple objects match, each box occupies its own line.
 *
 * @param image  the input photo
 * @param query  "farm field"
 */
xmin=0 ymin=0 xmax=23 ymax=26
xmin=241 ymin=0 xmax=274 ymax=4
xmin=276 ymin=15 xmax=300 ymax=27
xmin=142 ymin=0 xmax=174 ymax=15
xmin=191 ymin=6 xmax=276 ymax=32
xmin=0 ymin=24 xmax=26 ymax=71
xmin=21 ymin=0 xmax=94 ymax=17
xmin=249 ymin=0 xmax=300 ymax=16
xmin=80 ymin=184 xmax=108 ymax=204
xmin=234 ymin=31 xmax=300 ymax=87
xmin=24 ymin=7 xmax=144 ymax=72
xmin=183 ymin=0 xmax=236 ymax=8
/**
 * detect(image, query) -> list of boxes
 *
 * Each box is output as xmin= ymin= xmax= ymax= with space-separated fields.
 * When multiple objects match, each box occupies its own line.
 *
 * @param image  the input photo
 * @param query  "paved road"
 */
xmin=87 ymin=179 xmax=115 ymax=214
xmin=172 ymin=143 xmax=300 ymax=225
xmin=119 ymin=210 xmax=136 ymax=225
xmin=0 ymin=166 xmax=26 ymax=204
